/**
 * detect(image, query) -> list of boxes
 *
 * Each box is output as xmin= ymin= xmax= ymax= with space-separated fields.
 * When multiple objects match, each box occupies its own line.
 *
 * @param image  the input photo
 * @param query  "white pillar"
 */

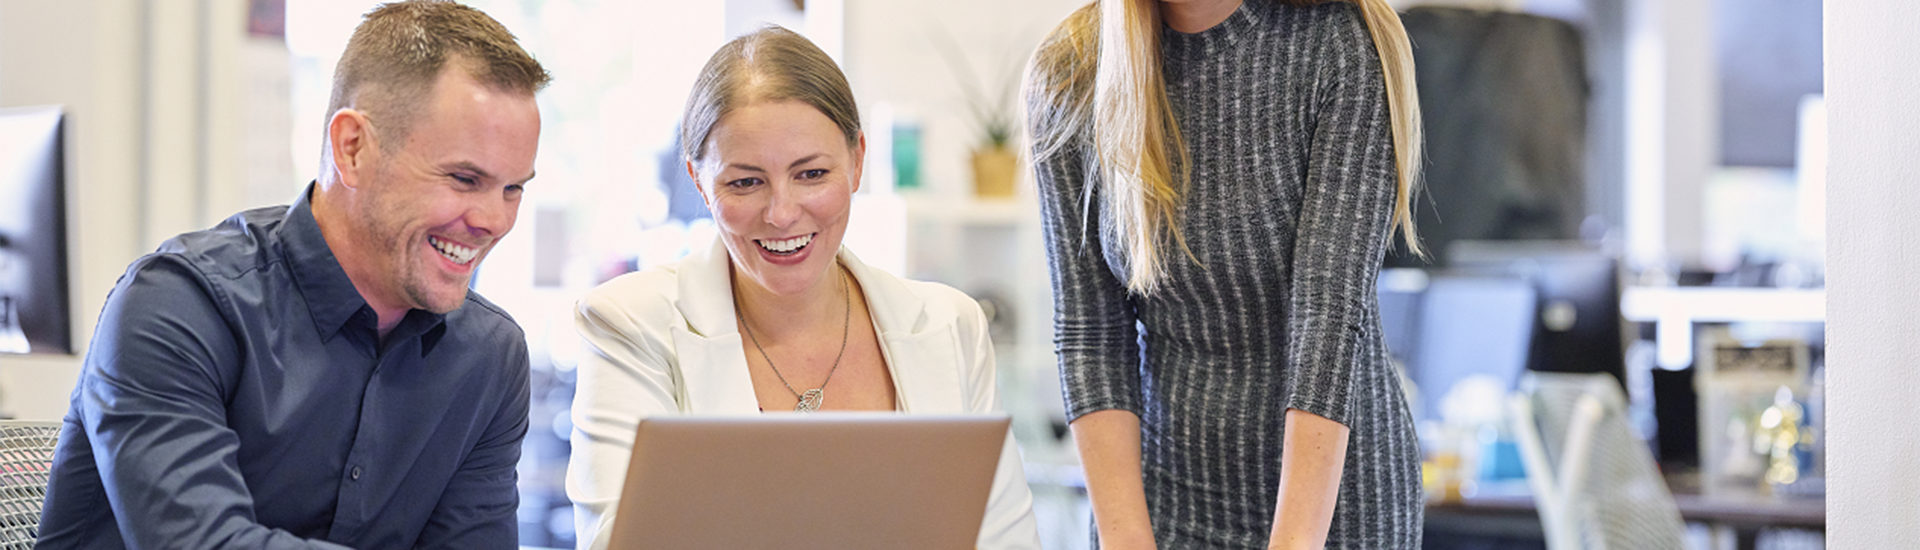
xmin=1622 ymin=0 xmax=1716 ymax=273
xmin=1827 ymin=0 xmax=1920 ymax=546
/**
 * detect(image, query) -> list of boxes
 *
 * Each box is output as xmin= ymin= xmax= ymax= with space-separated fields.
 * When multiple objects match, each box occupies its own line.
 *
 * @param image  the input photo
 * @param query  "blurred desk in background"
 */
xmin=1425 ymin=488 xmax=1824 ymax=550
xmin=1424 ymin=492 xmax=1547 ymax=548
xmin=1671 ymin=492 xmax=1825 ymax=531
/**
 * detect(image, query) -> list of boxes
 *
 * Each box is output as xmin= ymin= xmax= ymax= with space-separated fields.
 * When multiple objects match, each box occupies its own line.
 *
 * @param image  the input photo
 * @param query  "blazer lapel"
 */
xmin=665 ymin=241 xmax=972 ymax=414
xmin=841 ymin=249 xmax=967 ymax=414
xmin=673 ymin=238 xmax=760 ymax=414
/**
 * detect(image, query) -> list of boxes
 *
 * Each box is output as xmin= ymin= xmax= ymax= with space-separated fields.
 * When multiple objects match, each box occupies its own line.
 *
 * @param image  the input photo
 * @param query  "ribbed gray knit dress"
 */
xmin=1031 ymin=1 xmax=1424 ymax=548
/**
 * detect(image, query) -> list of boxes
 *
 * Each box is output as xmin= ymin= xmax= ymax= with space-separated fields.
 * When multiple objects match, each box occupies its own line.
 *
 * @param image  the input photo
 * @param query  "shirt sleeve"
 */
xmin=950 ymin=289 xmax=1042 ymax=550
xmin=414 ymin=335 xmax=530 ymax=548
xmin=73 ymin=254 xmax=351 ymax=550
xmin=1284 ymin=8 xmax=1399 ymax=427
xmin=566 ymin=280 xmax=685 ymax=550
xmin=1032 ymin=127 xmax=1146 ymax=423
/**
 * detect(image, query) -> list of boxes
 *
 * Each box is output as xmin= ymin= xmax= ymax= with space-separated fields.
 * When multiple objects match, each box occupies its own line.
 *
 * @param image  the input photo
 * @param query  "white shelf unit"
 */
xmin=1619 ymin=286 xmax=1826 ymax=369
xmin=900 ymin=192 xmax=1070 ymax=449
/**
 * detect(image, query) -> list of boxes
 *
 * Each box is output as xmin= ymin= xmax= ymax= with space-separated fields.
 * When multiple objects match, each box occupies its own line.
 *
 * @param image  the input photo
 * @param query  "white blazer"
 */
xmin=565 ymin=238 xmax=1042 ymax=550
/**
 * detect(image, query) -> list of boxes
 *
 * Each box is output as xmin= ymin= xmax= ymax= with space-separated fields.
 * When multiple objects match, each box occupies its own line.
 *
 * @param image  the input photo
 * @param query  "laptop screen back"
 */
xmin=608 ymin=414 xmax=1010 ymax=550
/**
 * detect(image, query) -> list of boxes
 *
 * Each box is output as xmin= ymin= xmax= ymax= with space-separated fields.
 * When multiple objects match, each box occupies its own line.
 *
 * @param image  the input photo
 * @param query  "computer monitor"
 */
xmin=1375 ymin=269 xmax=1427 ymax=370
xmin=1378 ymin=269 xmax=1538 ymax=421
xmin=1449 ymin=241 xmax=1627 ymax=390
xmin=0 ymin=106 xmax=72 ymax=355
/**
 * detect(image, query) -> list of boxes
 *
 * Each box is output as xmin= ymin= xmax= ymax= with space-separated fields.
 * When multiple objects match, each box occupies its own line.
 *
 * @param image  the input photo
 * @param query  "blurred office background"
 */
xmin=3 ymin=0 xmax=1915 ymax=548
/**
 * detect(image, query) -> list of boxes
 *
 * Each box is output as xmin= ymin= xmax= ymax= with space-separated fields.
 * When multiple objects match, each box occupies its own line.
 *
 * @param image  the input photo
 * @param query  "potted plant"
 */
xmin=934 ymin=29 xmax=1022 ymax=199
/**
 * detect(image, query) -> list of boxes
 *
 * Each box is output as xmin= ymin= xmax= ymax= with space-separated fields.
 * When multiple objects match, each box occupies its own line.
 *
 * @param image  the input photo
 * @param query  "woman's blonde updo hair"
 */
xmin=681 ymin=26 xmax=862 ymax=164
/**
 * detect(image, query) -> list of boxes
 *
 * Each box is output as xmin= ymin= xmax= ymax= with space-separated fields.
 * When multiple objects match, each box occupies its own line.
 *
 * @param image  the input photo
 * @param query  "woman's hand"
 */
xmin=1071 ymin=409 xmax=1158 ymax=550
xmin=1267 ymin=408 xmax=1351 ymax=550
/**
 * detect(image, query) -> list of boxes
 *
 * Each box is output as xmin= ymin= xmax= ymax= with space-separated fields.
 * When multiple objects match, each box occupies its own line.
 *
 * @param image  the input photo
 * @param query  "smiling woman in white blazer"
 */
xmin=566 ymin=240 xmax=1041 ymax=549
xmin=564 ymin=26 xmax=1040 ymax=550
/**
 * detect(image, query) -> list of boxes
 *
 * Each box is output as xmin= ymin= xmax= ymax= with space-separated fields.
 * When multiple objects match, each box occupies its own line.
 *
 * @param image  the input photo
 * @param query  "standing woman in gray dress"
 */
xmin=1025 ymin=0 xmax=1424 ymax=548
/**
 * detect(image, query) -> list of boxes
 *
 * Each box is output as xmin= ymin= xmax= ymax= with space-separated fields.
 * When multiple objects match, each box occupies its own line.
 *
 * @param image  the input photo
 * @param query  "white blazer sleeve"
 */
xmin=956 ymin=293 xmax=1044 ymax=550
xmin=566 ymin=280 xmax=684 ymax=550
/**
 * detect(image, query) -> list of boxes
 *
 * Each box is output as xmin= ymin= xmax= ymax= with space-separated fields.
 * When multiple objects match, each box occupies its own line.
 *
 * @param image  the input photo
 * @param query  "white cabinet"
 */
xmin=900 ymin=193 xmax=1068 ymax=435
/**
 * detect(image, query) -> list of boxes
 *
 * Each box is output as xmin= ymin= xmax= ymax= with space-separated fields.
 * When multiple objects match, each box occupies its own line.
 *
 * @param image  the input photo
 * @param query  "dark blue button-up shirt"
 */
xmin=37 ymin=188 xmax=530 ymax=549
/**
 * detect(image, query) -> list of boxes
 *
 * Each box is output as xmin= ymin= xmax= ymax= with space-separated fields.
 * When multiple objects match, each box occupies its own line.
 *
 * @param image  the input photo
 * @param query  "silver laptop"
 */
xmin=606 ymin=413 xmax=1011 ymax=550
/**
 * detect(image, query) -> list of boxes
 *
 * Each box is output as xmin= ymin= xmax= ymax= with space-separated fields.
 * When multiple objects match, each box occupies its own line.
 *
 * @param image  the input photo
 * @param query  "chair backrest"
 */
xmin=0 ymin=421 xmax=59 ymax=549
xmin=1509 ymin=372 xmax=1685 ymax=550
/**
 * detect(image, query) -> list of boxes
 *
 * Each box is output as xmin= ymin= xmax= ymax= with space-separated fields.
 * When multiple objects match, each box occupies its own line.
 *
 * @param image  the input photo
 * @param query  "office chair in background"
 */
xmin=0 ymin=421 xmax=59 ymax=549
xmin=1510 ymin=372 xmax=1685 ymax=550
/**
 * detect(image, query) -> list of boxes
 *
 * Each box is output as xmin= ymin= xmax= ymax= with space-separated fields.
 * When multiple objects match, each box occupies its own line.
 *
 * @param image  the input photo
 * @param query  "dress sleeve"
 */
xmin=68 ymin=255 xmax=350 ymax=549
xmin=951 ymin=289 xmax=1043 ymax=550
xmin=1032 ymin=137 xmax=1146 ymax=423
xmin=1284 ymin=7 xmax=1399 ymax=427
xmin=566 ymin=279 xmax=684 ymax=550
xmin=415 ymin=335 xmax=529 ymax=549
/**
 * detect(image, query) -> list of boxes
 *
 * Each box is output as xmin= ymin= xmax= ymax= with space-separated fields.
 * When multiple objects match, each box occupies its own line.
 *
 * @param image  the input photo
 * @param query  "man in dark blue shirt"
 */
xmin=36 ymin=2 xmax=550 ymax=548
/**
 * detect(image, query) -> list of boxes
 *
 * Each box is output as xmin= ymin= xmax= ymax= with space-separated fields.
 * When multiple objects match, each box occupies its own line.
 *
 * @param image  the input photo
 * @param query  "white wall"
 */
xmin=1827 ymin=0 xmax=1920 ymax=546
xmin=0 ymin=0 xmax=143 ymax=422
xmin=0 ymin=0 xmax=249 ymax=421
xmin=841 ymin=0 xmax=1084 ymax=199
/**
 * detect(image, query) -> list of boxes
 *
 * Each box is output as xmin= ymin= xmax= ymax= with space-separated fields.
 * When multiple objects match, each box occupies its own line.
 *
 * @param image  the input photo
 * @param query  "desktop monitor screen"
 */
xmin=1410 ymin=273 xmax=1538 ymax=421
xmin=1379 ymin=269 xmax=1540 ymax=422
xmin=1449 ymin=241 xmax=1627 ymax=390
xmin=0 ymin=106 xmax=72 ymax=355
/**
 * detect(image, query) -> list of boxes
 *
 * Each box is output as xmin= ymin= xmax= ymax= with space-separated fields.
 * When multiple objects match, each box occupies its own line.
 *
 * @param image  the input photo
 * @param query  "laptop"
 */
xmin=606 ymin=413 xmax=1011 ymax=550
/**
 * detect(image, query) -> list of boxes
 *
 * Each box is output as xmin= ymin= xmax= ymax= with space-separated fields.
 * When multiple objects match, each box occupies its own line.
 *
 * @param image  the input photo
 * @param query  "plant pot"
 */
xmin=970 ymin=146 xmax=1019 ymax=198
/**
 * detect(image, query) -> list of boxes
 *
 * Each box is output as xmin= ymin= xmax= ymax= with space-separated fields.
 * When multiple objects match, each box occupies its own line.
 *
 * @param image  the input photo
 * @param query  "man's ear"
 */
xmin=328 ymin=109 xmax=376 ymax=189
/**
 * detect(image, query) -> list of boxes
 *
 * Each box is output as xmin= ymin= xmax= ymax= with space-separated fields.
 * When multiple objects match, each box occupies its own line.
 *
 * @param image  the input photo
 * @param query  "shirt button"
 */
xmin=350 ymin=466 xmax=363 ymax=480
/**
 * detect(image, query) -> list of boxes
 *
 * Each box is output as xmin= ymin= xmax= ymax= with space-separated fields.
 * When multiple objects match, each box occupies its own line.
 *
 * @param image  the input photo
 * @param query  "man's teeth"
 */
xmin=758 ymin=234 xmax=813 ymax=254
xmin=428 ymin=236 xmax=479 ymax=265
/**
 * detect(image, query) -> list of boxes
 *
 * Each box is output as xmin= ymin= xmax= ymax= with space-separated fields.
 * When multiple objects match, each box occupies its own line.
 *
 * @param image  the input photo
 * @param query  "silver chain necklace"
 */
xmin=738 ymin=264 xmax=851 ymax=412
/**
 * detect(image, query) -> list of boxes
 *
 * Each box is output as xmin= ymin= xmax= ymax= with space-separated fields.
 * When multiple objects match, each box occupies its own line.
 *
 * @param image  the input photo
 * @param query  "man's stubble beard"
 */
xmin=354 ymin=175 xmax=470 ymax=316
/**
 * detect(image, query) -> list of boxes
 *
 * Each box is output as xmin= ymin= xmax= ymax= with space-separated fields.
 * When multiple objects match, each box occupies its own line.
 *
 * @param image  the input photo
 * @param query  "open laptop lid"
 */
xmin=607 ymin=414 xmax=1010 ymax=550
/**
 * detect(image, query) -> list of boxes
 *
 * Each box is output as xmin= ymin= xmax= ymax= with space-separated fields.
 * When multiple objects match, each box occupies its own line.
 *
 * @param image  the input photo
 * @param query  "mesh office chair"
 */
xmin=1509 ymin=372 xmax=1685 ymax=550
xmin=0 ymin=421 xmax=59 ymax=549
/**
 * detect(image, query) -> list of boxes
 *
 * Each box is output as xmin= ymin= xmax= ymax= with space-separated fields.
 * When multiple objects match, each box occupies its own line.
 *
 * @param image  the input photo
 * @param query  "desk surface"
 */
xmin=1427 ymin=491 xmax=1825 ymax=530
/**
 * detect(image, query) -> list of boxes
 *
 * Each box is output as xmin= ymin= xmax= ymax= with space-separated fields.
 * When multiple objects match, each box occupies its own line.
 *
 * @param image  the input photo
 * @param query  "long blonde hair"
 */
xmin=1026 ymin=0 xmax=1424 ymax=295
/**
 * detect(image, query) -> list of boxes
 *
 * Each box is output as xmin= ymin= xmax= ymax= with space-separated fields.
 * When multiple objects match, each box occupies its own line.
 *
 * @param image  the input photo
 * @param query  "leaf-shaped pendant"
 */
xmin=795 ymin=389 xmax=824 ymax=412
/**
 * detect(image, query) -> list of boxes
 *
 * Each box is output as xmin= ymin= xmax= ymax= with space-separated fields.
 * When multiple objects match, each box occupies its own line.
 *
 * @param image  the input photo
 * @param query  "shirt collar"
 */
xmin=280 ymin=184 xmax=449 ymax=354
xmin=1163 ymin=0 xmax=1266 ymax=58
xmin=388 ymin=309 xmax=452 ymax=357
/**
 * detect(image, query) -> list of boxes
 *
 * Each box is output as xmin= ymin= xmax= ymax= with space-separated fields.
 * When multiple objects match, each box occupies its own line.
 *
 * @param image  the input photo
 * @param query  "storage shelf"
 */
xmin=901 ymin=193 xmax=1036 ymax=226
xmin=1619 ymin=286 xmax=1825 ymax=369
xmin=1620 ymin=286 xmax=1825 ymax=323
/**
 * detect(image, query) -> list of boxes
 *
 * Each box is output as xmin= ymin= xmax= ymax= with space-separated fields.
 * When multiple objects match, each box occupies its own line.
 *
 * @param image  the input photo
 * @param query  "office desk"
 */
xmin=1425 ymin=490 xmax=1823 ymax=550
